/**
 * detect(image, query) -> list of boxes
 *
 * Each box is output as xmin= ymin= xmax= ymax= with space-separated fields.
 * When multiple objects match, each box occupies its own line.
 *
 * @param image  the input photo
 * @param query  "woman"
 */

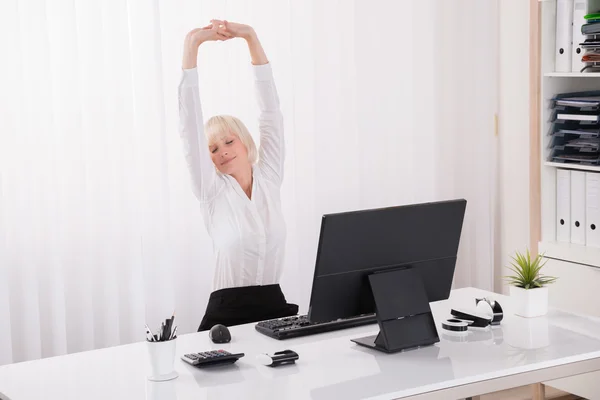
xmin=178 ymin=20 xmax=298 ymax=332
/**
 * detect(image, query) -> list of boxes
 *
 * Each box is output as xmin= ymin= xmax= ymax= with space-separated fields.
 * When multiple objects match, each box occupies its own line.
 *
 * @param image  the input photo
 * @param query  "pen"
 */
xmin=164 ymin=319 xmax=170 ymax=342
xmin=154 ymin=324 xmax=161 ymax=342
xmin=145 ymin=324 xmax=154 ymax=342
xmin=169 ymin=326 xmax=178 ymax=340
xmin=166 ymin=314 xmax=175 ymax=340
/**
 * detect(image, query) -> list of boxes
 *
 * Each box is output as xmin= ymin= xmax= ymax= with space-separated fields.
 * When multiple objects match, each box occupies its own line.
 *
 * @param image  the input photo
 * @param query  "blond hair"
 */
xmin=204 ymin=115 xmax=258 ymax=164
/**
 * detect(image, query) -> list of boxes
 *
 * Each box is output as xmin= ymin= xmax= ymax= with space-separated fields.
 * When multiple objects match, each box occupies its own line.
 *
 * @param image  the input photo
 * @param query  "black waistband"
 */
xmin=208 ymin=284 xmax=284 ymax=302
xmin=198 ymin=283 xmax=298 ymax=331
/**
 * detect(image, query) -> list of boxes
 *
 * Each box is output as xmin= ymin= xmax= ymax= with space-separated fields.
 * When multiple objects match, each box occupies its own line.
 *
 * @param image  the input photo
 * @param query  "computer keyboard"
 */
xmin=255 ymin=314 xmax=377 ymax=340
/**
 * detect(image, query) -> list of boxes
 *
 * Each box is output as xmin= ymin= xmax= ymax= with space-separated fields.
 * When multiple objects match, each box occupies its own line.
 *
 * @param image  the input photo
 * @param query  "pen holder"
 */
xmin=146 ymin=338 xmax=178 ymax=382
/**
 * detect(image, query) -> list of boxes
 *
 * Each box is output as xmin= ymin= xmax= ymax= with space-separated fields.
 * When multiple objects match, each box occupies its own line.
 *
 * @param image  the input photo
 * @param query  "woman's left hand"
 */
xmin=212 ymin=20 xmax=256 ymax=41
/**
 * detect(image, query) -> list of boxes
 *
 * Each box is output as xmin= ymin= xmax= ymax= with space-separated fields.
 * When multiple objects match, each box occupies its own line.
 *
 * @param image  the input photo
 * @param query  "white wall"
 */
xmin=496 ymin=0 xmax=532 ymax=294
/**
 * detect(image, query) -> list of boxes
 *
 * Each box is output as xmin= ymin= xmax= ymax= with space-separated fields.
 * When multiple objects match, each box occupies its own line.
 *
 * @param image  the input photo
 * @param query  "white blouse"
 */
xmin=178 ymin=63 xmax=286 ymax=292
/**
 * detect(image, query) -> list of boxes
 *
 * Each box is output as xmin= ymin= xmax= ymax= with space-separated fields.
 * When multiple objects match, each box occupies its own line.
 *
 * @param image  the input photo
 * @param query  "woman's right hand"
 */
xmin=183 ymin=23 xmax=233 ymax=69
xmin=185 ymin=23 xmax=233 ymax=48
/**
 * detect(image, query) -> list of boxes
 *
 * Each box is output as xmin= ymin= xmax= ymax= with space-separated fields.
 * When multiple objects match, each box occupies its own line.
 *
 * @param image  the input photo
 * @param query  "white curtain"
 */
xmin=0 ymin=0 xmax=498 ymax=365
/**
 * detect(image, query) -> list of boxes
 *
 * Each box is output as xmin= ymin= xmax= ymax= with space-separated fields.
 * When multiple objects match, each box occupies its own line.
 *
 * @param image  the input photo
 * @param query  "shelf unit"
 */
xmin=544 ymin=72 xmax=600 ymax=77
xmin=539 ymin=240 xmax=600 ymax=267
xmin=544 ymin=72 xmax=600 ymax=78
xmin=544 ymin=161 xmax=600 ymax=171
xmin=537 ymin=0 xmax=600 ymax=315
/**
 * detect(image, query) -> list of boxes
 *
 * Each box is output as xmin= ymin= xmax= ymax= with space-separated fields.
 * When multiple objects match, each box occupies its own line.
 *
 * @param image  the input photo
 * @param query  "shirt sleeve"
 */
xmin=177 ymin=67 xmax=223 ymax=202
xmin=253 ymin=63 xmax=285 ymax=186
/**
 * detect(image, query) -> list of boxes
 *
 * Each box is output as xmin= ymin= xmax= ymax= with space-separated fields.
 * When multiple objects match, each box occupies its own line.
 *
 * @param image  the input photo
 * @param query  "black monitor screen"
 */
xmin=307 ymin=199 xmax=467 ymax=323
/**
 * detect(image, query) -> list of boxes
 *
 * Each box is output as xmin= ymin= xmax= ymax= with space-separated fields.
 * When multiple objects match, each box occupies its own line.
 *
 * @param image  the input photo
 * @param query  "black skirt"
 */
xmin=197 ymin=284 xmax=299 ymax=332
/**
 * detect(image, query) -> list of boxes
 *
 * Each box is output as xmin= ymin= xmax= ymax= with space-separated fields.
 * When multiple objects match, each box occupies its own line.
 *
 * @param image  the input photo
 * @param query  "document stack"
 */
xmin=575 ymin=6 xmax=600 ymax=72
xmin=549 ymin=91 xmax=600 ymax=166
xmin=555 ymin=0 xmax=600 ymax=72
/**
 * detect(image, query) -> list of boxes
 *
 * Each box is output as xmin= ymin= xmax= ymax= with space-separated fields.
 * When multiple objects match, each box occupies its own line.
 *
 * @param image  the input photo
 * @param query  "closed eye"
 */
xmin=211 ymin=147 xmax=218 ymax=154
xmin=225 ymin=140 xmax=233 ymax=145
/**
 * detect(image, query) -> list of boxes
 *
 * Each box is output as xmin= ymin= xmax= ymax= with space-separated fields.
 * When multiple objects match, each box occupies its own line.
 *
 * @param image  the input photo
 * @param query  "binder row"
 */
xmin=555 ymin=0 xmax=600 ymax=73
xmin=549 ymin=91 xmax=600 ymax=165
xmin=556 ymin=169 xmax=600 ymax=247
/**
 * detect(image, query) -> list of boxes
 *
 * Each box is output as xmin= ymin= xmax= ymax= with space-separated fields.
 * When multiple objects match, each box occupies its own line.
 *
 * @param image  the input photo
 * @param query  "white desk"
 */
xmin=1 ymin=287 xmax=600 ymax=400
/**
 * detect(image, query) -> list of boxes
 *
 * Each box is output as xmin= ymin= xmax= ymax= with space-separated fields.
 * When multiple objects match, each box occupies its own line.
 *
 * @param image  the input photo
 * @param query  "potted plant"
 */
xmin=505 ymin=249 xmax=557 ymax=318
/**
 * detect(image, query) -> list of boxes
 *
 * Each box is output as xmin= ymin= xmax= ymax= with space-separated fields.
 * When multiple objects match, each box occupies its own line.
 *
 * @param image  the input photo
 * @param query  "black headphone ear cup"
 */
xmin=491 ymin=301 xmax=504 ymax=324
xmin=442 ymin=319 xmax=469 ymax=332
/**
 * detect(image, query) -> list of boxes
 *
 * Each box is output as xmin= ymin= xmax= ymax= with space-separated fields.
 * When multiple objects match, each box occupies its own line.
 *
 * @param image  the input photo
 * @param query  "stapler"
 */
xmin=449 ymin=308 xmax=492 ymax=328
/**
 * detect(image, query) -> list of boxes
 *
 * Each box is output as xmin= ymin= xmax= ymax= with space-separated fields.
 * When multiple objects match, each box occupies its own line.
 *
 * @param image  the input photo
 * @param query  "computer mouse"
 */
xmin=209 ymin=324 xmax=231 ymax=343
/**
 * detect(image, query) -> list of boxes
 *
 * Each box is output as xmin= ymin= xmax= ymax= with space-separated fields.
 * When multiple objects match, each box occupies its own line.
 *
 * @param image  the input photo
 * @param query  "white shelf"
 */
xmin=539 ymin=241 xmax=600 ymax=268
xmin=544 ymin=162 xmax=600 ymax=172
xmin=538 ymin=0 xmax=600 ymax=331
xmin=544 ymin=72 xmax=600 ymax=77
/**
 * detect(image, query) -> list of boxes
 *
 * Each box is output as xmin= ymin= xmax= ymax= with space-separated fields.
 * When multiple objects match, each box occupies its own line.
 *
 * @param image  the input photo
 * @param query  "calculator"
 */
xmin=181 ymin=349 xmax=245 ymax=367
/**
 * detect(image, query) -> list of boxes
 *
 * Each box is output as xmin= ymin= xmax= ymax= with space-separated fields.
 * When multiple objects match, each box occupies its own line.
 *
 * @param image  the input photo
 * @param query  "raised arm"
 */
xmin=216 ymin=21 xmax=285 ymax=185
xmin=178 ymin=25 xmax=231 ymax=202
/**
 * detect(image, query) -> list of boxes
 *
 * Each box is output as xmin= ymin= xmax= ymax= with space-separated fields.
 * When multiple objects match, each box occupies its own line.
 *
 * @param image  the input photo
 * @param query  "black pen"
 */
xmin=168 ymin=314 xmax=175 ymax=340
xmin=164 ymin=319 xmax=170 ymax=341
xmin=165 ymin=313 xmax=174 ymax=341
xmin=169 ymin=326 xmax=178 ymax=340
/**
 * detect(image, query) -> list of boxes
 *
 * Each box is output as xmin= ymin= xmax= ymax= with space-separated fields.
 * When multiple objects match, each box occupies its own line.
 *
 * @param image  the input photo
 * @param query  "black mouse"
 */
xmin=209 ymin=324 xmax=231 ymax=343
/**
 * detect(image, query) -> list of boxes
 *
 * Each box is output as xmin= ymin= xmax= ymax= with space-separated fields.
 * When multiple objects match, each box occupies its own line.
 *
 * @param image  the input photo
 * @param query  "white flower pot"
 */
xmin=509 ymin=286 xmax=548 ymax=318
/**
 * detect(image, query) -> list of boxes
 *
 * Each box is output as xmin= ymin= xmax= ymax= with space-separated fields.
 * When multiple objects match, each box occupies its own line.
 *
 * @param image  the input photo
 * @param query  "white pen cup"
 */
xmin=146 ymin=338 xmax=178 ymax=381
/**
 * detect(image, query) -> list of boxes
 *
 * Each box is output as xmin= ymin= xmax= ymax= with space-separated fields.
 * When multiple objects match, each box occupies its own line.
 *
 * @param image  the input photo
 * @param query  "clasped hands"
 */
xmin=186 ymin=20 xmax=256 ymax=47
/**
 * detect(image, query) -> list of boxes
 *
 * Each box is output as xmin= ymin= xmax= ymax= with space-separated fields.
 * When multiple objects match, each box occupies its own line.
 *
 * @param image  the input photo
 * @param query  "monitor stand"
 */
xmin=351 ymin=267 xmax=439 ymax=353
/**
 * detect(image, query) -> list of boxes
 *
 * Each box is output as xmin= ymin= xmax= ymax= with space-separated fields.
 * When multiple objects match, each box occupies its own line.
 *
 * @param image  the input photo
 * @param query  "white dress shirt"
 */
xmin=178 ymin=63 xmax=286 ymax=292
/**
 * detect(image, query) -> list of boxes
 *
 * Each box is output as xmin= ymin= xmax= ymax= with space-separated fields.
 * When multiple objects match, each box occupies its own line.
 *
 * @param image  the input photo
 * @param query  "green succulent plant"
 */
xmin=505 ymin=249 xmax=557 ymax=289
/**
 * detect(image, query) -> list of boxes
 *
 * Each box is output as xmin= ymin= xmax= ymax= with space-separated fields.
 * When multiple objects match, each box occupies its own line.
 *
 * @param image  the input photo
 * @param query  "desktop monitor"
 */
xmin=307 ymin=199 xmax=467 ymax=353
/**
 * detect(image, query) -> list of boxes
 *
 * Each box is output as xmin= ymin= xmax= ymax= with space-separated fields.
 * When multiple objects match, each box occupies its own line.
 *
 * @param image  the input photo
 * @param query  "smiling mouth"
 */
xmin=221 ymin=156 xmax=236 ymax=166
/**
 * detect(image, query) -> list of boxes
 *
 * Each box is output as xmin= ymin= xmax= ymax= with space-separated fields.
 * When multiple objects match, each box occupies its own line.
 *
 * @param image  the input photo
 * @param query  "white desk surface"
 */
xmin=1 ymin=287 xmax=600 ymax=400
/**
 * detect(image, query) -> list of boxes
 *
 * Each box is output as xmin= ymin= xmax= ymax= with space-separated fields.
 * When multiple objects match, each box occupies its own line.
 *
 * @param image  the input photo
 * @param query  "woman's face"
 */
xmin=209 ymin=133 xmax=249 ymax=175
